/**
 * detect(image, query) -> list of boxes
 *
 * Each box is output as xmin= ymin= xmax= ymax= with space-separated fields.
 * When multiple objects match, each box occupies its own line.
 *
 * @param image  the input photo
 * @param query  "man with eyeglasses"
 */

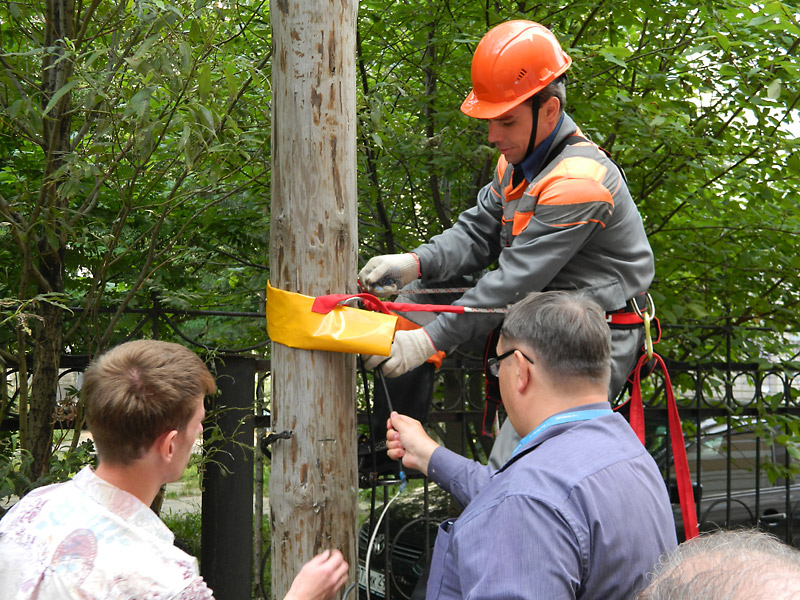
xmin=386 ymin=292 xmax=676 ymax=600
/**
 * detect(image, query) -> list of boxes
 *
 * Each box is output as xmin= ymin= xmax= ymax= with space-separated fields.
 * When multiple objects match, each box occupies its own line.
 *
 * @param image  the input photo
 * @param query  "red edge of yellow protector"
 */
xmin=266 ymin=281 xmax=397 ymax=356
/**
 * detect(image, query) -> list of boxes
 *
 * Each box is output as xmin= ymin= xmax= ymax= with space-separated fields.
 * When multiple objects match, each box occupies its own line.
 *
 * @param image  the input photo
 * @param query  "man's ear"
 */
xmin=540 ymin=95 xmax=561 ymax=123
xmin=155 ymin=429 xmax=179 ymax=461
xmin=515 ymin=351 xmax=532 ymax=393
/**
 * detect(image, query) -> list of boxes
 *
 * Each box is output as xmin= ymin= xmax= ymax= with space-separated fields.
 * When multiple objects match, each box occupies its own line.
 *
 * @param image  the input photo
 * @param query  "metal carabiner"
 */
xmin=632 ymin=293 xmax=656 ymax=360
xmin=631 ymin=292 xmax=656 ymax=321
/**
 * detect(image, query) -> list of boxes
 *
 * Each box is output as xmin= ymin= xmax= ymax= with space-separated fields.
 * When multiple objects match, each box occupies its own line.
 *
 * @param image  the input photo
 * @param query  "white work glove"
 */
xmin=358 ymin=253 xmax=420 ymax=297
xmin=362 ymin=329 xmax=437 ymax=378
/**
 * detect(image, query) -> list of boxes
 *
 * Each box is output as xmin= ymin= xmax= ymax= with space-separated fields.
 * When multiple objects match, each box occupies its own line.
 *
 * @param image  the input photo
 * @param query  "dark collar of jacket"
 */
xmin=515 ymin=113 xmax=575 ymax=183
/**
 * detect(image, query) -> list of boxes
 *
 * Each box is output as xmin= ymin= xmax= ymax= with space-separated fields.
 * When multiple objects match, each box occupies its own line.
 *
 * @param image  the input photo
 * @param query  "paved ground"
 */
xmin=161 ymin=480 xmax=202 ymax=516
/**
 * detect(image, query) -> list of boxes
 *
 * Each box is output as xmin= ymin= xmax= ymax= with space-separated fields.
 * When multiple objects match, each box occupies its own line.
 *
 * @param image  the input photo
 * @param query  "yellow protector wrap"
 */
xmin=266 ymin=281 xmax=397 ymax=355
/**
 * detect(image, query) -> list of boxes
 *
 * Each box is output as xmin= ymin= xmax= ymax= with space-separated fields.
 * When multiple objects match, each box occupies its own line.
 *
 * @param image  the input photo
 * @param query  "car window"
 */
xmin=687 ymin=427 xmax=775 ymax=496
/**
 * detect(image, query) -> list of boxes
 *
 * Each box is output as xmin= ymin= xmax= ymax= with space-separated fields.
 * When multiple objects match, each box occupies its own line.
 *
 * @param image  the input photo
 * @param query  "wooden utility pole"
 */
xmin=268 ymin=1 xmax=358 ymax=597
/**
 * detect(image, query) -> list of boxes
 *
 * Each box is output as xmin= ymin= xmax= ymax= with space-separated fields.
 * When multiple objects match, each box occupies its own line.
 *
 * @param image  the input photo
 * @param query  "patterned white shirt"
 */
xmin=0 ymin=466 xmax=214 ymax=599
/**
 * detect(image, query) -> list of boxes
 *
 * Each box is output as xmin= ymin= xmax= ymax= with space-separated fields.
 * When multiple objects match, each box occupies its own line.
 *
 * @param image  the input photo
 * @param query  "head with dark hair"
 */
xmin=500 ymin=291 xmax=610 ymax=387
xmin=534 ymin=74 xmax=567 ymax=116
xmin=638 ymin=529 xmax=800 ymax=600
xmin=83 ymin=339 xmax=216 ymax=465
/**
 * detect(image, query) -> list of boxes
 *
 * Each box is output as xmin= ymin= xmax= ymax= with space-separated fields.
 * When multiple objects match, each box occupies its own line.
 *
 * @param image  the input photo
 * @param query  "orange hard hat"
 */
xmin=461 ymin=21 xmax=572 ymax=120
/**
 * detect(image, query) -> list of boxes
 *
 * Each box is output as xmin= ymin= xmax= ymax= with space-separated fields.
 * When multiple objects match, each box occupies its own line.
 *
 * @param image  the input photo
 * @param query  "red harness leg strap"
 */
xmin=625 ymin=351 xmax=699 ymax=541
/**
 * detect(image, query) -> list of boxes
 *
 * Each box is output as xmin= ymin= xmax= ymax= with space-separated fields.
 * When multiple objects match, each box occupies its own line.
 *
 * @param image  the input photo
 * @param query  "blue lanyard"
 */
xmin=512 ymin=409 xmax=613 ymax=457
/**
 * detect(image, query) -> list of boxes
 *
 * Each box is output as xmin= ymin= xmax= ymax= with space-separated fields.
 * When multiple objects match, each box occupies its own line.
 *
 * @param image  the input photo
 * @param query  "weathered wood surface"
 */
xmin=269 ymin=0 xmax=359 ymax=597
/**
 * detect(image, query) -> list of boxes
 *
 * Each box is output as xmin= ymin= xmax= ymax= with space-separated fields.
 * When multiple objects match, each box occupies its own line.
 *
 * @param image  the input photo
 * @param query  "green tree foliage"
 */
xmin=0 ymin=0 xmax=275 ymax=478
xmin=1 ymin=0 xmax=798 ymax=481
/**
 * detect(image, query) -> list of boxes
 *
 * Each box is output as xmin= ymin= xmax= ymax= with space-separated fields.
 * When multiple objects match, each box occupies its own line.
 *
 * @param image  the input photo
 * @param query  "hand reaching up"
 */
xmin=284 ymin=549 xmax=349 ymax=600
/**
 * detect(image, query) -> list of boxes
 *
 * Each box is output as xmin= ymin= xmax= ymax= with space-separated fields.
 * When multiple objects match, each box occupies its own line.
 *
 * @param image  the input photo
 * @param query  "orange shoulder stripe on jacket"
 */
xmin=511 ymin=178 xmax=613 ymax=236
xmin=530 ymin=156 xmax=609 ymax=198
xmin=496 ymin=155 xmax=509 ymax=181
xmin=511 ymin=210 xmax=609 ymax=236
xmin=537 ymin=178 xmax=613 ymax=208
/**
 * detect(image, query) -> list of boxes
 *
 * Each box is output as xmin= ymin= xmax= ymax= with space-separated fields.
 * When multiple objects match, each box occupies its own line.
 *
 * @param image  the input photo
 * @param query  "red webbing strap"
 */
xmin=628 ymin=351 xmax=699 ymax=541
xmin=312 ymin=293 xmax=467 ymax=315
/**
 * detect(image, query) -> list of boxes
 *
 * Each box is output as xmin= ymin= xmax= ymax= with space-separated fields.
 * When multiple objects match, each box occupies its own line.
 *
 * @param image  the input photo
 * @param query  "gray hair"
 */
xmin=638 ymin=529 xmax=800 ymax=600
xmin=500 ymin=291 xmax=610 ymax=386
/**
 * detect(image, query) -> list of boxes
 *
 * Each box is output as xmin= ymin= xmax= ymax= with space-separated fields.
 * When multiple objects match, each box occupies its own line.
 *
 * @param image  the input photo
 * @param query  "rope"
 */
xmin=312 ymin=292 xmax=507 ymax=316
xmin=397 ymin=287 xmax=474 ymax=295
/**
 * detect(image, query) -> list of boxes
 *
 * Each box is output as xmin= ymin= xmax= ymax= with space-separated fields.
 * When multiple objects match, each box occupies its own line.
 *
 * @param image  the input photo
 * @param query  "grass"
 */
xmin=162 ymin=510 xmax=203 ymax=558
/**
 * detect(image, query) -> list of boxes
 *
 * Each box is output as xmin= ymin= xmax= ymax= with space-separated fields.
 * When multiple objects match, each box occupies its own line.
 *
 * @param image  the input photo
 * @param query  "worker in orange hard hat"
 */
xmin=461 ymin=20 xmax=572 ymax=168
xmin=359 ymin=20 xmax=655 ymax=477
xmin=461 ymin=21 xmax=571 ymax=119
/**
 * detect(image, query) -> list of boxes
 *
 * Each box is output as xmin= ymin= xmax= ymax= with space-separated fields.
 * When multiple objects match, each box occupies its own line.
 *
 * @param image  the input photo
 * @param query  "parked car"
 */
xmin=357 ymin=418 xmax=800 ymax=598
xmin=358 ymin=482 xmax=458 ymax=599
xmin=658 ymin=417 xmax=800 ymax=544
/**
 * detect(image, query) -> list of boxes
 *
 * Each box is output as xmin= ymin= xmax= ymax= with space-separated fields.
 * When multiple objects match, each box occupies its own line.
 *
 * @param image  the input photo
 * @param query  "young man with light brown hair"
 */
xmin=0 ymin=339 xmax=348 ymax=600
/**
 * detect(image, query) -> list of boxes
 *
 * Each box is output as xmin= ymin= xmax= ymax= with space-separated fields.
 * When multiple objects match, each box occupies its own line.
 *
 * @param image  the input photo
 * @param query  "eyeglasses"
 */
xmin=486 ymin=348 xmax=534 ymax=377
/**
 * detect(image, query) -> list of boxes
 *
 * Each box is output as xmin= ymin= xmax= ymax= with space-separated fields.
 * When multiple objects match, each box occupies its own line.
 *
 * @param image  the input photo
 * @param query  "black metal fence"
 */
xmin=357 ymin=352 xmax=800 ymax=600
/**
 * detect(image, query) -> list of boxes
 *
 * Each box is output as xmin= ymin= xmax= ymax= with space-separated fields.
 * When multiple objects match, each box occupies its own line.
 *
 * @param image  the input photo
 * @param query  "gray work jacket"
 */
xmin=415 ymin=113 xmax=654 ymax=351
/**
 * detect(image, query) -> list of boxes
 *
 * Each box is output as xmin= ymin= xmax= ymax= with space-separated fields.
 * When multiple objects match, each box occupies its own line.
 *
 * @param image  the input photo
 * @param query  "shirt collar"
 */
xmin=549 ymin=401 xmax=613 ymax=418
xmin=515 ymin=113 xmax=565 ymax=183
xmin=497 ymin=401 xmax=614 ymax=474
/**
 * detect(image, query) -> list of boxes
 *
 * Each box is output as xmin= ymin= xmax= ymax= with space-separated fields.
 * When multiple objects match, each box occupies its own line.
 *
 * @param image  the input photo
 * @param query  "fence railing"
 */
xmin=357 ymin=352 xmax=800 ymax=600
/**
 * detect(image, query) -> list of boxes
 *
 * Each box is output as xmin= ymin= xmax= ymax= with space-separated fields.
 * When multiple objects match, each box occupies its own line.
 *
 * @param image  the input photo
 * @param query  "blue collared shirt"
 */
xmin=513 ymin=114 xmax=565 ymax=185
xmin=426 ymin=404 xmax=677 ymax=599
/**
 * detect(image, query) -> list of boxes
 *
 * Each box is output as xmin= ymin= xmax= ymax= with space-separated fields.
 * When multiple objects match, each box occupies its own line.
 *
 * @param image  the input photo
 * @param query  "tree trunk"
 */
xmin=27 ymin=0 xmax=74 ymax=478
xmin=423 ymin=20 xmax=452 ymax=230
xmin=268 ymin=1 xmax=358 ymax=597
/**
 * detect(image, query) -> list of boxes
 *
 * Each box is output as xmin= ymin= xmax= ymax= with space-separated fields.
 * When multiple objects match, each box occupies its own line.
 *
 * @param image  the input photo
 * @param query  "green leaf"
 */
xmin=179 ymin=41 xmax=192 ymax=75
xmin=42 ymin=79 xmax=78 ymax=116
xmin=747 ymin=14 xmax=775 ymax=27
xmin=189 ymin=19 xmax=203 ymax=44
xmin=766 ymin=78 xmax=781 ymax=100
xmin=199 ymin=63 xmax=211 ymax=103
xmin=224 ymin=65 xmax=238 ymax=100
xmin=131 ymin=33 xmax=161 ymax=62
xmin=714 ymin=32 xmax=730 ymax=52
xmin=43 ymin=226 xmax=60 ymax=252
xmin=600 ymin=49 xmax=628 ymax=68
xmin=124 ymin=86 xmax=156 ymax=118
xmin=198 ymin=105 xmax=216 ymax=132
